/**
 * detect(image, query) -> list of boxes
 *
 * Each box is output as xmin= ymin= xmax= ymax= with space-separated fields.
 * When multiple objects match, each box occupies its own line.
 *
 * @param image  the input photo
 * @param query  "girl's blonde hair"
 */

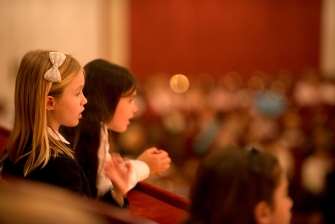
xmin=8 ymin=50 xmax=82 ymax=176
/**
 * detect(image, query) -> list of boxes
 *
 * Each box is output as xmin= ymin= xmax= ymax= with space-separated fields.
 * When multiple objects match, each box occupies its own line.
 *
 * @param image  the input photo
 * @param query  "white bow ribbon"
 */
xmin=44 ymin=52 xmax=66 ymax=83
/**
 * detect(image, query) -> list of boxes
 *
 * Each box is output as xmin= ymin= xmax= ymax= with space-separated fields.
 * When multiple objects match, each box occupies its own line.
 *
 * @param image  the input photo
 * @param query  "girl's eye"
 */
xmin=129 ymin=97 xmax=136 ymax=103
xmin=76 ymin=92 xmax=81 ymax=96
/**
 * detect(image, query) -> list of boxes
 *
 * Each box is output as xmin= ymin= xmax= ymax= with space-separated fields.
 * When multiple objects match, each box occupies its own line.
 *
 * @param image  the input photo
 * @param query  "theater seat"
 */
xmin=128 ymin=181 xmax=190 ymax=224
xmin=0 ymin=176 xmax=157 ymax=224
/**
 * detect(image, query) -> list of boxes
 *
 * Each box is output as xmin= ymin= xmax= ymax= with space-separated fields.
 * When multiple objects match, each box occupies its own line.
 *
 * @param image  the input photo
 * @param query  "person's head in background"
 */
xmin=73 ymin=59 xmax=138 ymax=196
xmin=183 ymin=147 xmax=293 ymax=224
xmin=8 ymin=50 xmax=87 ymax=176
xmin=75 ymin=59 xmax=137 ymax=138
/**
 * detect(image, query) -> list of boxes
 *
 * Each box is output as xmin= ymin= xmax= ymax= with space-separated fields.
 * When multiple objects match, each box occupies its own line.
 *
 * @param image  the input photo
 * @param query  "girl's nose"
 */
xmin=82 ymin=94 xmax=88 ymax=105
xmin=133 ymin=104 xmax=138 ymax=114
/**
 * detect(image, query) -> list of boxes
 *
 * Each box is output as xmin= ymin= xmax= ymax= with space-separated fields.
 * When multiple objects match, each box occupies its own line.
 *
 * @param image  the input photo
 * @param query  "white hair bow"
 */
xmin=44 ymin=52 xmax=66 ymax=83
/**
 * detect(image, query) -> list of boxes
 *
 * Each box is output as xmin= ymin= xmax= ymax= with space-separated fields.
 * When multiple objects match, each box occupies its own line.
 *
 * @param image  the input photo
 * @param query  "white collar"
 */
xmin=103 ymin=124 xmax=108 ymax=136
xmin=47 ymin=126 xmax=70 ymax=144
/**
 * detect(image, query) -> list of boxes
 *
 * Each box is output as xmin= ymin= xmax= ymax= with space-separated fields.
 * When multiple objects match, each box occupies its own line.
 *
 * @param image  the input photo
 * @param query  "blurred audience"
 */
xmin=1 ymin=66 xmax=334 ymax=223
xmin=115 ymin=67 xmax=335 ymax=223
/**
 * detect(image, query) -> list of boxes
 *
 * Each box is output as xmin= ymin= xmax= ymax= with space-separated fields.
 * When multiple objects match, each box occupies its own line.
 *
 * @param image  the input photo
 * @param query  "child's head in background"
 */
xmin=81 ymin=59 xmax=138 ymax=134
xmin=184 ymin=147 xmax=293 ymax=224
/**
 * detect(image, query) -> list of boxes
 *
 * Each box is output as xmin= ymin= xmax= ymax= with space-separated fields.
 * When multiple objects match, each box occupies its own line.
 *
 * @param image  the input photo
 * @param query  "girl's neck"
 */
xmin=47 ymin=122 xmax=60 ymax=133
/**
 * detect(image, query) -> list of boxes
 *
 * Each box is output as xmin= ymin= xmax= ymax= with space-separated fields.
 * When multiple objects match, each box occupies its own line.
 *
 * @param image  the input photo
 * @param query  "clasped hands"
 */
xmin=136 ymin=147 xmax=171 ymax=175
xmin=104 ymin=148 xmax=171 ymax=196
xmin=104 ymin=153 xmax=131 ymax=197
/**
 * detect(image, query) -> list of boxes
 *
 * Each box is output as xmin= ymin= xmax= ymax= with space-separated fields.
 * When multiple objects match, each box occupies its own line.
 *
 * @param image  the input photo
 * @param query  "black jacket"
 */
xmin=2 ymin=151 xmax=91 ymax=197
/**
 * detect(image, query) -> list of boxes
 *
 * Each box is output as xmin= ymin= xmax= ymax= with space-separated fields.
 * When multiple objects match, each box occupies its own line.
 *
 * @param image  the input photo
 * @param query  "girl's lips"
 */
xmin=79 ymin=109 xmax=84 ymax=118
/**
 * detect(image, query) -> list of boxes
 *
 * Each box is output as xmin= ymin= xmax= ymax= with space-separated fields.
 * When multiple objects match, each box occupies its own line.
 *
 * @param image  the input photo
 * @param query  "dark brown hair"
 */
xmin=71 ymin=59 xmax=137 ymax=197
xmin=183 ymin=147 xmax=282 ymax=224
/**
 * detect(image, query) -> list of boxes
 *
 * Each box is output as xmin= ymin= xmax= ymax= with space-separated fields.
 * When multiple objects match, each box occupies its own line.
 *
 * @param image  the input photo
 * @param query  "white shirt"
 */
xmin=96 ymin=125 xmax=150 ymax=197
xmin=47 ymin=126 xmax=70 ymax=144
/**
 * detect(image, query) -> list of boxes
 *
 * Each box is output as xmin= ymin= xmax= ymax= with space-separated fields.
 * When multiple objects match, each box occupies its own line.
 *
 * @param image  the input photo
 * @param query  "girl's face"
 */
xmin=267 ymin=174 xmax=293 ymax=224
xmin=105 ymin=90 xmax=138 ymax=132
xmin=48 ymin=70 xmax=87 ymax=130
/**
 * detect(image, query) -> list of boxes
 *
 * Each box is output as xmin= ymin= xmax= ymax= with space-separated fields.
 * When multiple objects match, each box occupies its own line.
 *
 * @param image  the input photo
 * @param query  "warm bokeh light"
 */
xmin=170 ymin=74 xmax=190 ymax=93
xmin=277 ymin=69 xmax=293 ymax=89
xmin=161 ymin=111 xmax=187 ymax=134
xmin=270 ymin=81 xmax=286 ymax=99
xmin=196 ymin=73 xmax=215 ymax=92
xmin=248 ymin=76 xmax=264 ymax=95
xmin=252 ymin=70 xmax=268 ymax=85
xmin=222 ymin=71 xmax=242 ymax=91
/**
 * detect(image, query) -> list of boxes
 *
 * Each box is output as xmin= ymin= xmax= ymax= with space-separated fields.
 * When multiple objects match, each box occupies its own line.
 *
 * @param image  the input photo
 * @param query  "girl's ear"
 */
xmin=254 ymin=201 xmax=272 ymax=224
xmin=46 ymin=96 xmax=55 ymax=110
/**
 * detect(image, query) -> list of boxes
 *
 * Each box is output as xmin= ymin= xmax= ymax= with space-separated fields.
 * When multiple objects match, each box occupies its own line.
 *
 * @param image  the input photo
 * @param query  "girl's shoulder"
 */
xmin=48 ymin=152 xmax=80 ymax=170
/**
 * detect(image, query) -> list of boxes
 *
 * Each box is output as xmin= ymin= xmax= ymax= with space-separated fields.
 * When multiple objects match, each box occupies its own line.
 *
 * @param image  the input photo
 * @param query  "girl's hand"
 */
xmin=137 ymin=147 xmax=171 ymax=175
xmin=104 ymin=153 xmax=131 ymax=196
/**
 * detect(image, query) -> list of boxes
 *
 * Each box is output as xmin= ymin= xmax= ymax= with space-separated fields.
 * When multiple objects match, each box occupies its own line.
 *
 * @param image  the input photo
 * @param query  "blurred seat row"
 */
xmin=0 ymin=125 xmax=190 ymax=224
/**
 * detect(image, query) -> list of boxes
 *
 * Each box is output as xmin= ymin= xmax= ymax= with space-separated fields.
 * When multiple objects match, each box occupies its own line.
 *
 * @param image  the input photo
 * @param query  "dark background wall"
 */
xmin=130 ymin=0 xmax=321 ymax=81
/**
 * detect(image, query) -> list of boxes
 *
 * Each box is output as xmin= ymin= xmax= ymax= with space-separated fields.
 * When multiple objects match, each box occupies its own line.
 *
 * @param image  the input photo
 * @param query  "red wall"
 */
xmin=130 ymin=0 xmax=321 ymax=81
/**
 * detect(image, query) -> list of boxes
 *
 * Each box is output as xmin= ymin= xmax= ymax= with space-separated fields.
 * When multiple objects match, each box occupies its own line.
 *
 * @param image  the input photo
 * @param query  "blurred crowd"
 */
xmin=116 ymin=67 xmax=335 ymax=222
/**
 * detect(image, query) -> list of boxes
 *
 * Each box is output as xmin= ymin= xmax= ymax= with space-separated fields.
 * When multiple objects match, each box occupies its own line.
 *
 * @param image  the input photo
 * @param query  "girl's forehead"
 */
xmin=122 ymin=89 xmax=137 ymax=97
xmin=68 ymin=71 xmax=85 ymax=89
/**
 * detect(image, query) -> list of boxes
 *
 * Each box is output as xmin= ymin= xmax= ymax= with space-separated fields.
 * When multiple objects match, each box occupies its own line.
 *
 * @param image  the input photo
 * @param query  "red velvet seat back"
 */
xmin=128 ymin=181 xmax=190 ymax=224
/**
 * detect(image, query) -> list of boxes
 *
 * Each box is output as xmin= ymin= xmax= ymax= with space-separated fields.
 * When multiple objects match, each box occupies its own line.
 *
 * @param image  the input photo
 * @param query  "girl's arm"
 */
xmin=127 ymin=159 xmax=150 ymax=191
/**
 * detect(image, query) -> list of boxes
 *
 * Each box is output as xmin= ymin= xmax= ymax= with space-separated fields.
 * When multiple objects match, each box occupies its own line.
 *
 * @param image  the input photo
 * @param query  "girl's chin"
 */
xmin=118 ymin=129 xmax=127 ymax=133
xmin=105 ymin=124 xmax=128 ymax=133
xmin=115 ymin=126 xmax=127 ymax=133
xmin=67 ymin=120 xmax=80 ymax=127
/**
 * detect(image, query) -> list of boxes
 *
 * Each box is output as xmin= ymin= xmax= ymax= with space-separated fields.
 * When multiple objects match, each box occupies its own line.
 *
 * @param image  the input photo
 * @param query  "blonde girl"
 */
xmin=2 ymin=50 xmax=91 ymax=196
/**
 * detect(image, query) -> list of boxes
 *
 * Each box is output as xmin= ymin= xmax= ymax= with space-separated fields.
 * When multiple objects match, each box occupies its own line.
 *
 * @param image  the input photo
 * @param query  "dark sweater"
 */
xmin=2 ymin=152 xmax=91 ymax=197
